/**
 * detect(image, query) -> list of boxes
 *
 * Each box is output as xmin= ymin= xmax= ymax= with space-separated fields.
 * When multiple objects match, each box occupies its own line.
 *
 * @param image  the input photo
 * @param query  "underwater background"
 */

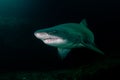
xmin=0 ymin=0 xmax=120 ymax=80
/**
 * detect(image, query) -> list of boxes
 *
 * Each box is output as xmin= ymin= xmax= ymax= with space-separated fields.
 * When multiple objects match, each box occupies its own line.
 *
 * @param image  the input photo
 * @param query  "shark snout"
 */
xmin=34 ymin=32 xmax=50 ymax=39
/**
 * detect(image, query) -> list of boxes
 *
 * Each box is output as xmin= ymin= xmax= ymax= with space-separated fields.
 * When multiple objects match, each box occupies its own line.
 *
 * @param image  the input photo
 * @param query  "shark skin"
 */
xmin=34 ymin=19 xmax=104 ymax=59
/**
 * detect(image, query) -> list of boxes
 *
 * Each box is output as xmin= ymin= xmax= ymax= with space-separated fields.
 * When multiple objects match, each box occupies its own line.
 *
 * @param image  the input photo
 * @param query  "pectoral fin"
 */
xmin=83 ymin=43 xmax=104 ymax=55
xmin=57 ymin=48 xmax=71 ymax=59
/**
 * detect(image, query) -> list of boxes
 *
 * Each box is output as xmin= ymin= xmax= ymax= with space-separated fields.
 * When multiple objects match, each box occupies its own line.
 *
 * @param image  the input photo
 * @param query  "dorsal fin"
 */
xmin=80 ymin=19 xmax=88 ymax=27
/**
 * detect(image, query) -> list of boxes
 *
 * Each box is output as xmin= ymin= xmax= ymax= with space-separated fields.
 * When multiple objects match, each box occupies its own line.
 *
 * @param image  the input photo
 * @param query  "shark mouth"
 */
xmin=43 ymin=38 xmax=64 ymax=44
xmin=34 ymin=32 xmax=67 ymax=45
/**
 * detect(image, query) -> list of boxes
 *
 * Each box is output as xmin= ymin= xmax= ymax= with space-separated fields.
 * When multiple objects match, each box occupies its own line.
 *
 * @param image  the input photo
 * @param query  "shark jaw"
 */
xmin=34 ymin=32 xmax=67 ymax=47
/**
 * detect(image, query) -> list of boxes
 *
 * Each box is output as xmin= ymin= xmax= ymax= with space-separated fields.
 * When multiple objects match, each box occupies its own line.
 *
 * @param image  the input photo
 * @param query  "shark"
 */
xmin=34 ymin=19 xmax=104 ymax=59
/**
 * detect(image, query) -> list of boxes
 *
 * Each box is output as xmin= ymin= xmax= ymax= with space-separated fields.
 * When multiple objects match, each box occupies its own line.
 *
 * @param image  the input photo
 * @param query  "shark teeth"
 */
xmin=43 ymin=38 xmax=62 ymax=43
xmin=43 ymin=38 xmax=58 ymax=40
xmin=43 ymin=38 xmax=67 ymax=45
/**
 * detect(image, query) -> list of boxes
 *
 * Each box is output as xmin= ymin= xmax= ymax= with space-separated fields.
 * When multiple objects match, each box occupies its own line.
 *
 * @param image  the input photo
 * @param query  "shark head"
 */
xmin=34 ymin=26 xmax=79 ymax=59
xmin=34 ymin=28 xmax=69 ymax=47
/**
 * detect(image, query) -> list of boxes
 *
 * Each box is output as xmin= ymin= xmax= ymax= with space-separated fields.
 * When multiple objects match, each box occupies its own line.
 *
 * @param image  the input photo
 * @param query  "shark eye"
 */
xmin=48 ymin=30 xmax=58 ymax=34
xmin=53 ymin=30 xmax=57 ymax=33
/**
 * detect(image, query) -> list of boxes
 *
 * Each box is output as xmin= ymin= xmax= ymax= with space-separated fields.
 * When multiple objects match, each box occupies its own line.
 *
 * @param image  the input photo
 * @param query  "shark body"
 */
xmin=34 ymin=19 xmax=104 ymax=59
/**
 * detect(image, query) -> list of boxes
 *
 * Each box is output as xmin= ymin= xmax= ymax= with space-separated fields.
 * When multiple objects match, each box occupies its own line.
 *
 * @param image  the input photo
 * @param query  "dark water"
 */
xmin=0 ymin=0 xmax=120 ymax=75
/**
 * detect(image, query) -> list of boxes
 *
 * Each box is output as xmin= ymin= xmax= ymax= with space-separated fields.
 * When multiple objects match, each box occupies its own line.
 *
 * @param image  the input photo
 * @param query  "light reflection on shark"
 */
xmin=34 ymin=19 xmax=104 ymax=59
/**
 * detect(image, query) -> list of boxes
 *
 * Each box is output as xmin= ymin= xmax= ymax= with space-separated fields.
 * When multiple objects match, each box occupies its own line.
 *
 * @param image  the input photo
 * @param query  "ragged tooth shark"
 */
xmin=34 ymin=19 xmax=104 ymax=59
